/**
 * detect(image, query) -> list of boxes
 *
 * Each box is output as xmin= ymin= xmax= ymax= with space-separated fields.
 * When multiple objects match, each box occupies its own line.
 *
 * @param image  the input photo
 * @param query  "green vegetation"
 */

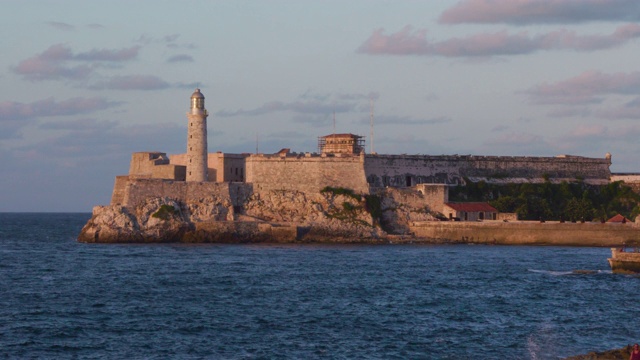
xmin=320 ymin=186 xmax=362 ymax=201
xmin=364 ymin=194 xmax=382 ymax=222
xmin=152 ymin=204 xmax=177 ymax=220
xmin=449 ymin=179 xmax=640 ymax=221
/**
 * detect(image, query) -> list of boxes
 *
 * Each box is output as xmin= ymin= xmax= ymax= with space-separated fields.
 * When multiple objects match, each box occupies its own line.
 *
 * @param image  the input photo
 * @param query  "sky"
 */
xmin=2 ymin=0 xmax=640 ymax=212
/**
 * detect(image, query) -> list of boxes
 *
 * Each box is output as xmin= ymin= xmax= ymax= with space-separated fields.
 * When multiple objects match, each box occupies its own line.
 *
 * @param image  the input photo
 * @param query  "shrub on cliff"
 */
xmin=320 ymin=186 xmax=362 ymax=201
xmin=152 ymin=204 xmax=177 ymax=220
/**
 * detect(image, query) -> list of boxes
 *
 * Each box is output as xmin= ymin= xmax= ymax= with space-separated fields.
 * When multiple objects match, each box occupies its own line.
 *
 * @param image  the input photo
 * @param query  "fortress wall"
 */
xmin=415 ymin=184 xmax=449 ymax=213
xmin=111 ymin=176 xmax=130 ymax=205
xmin=246 ymin=154 xmax=369 ymax=194
xmin=611 ymin=174 xmax=640 ymax=183
xmin=119 ymin=179 xmax=241 ymax=208
xmin=129 ymin=152 xmax=170 ymax=177
xmin=171 ymin=153 xmax=246 ymax=182
xmin=364 ymin=155 xmax=611 ymax=188
xmin=410 ymin=221 xmax=640 ymax=246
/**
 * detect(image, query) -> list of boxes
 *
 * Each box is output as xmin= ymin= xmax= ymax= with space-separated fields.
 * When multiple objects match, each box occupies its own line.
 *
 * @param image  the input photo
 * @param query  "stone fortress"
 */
xmin=115 ymin=89 xmax=611 ymax=211
xmin=79 ymin=89 xmax=640 ymax=245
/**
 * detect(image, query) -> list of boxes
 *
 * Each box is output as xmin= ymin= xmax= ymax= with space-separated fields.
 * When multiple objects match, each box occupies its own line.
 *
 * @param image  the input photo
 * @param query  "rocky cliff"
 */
xmin=78 ymin=185 xmax=407 ymax=243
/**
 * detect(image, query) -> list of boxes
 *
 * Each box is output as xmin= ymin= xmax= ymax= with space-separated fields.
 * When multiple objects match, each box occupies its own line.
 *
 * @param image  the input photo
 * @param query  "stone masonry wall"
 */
xmin=364 ymin=154 xmax=611 ymax=188
xmin=410 ymin=221 xmax=640 ymax=246
xmin=116 ymin=178 xmax=253 ymax=209
xmin=246 ymin=153 xmax=369 ymax=194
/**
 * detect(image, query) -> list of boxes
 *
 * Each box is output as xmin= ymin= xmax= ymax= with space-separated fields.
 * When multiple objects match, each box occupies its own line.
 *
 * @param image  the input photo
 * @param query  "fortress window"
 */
xmin=235 ymin=168 xmax=238 ymax=175
xmin=190 ymin=135 xmax=192 ymax=139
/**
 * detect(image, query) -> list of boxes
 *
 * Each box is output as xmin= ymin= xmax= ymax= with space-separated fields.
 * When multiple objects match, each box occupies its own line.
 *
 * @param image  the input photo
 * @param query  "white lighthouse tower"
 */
xmin=186 ymin=88 xmax=208 ymax=182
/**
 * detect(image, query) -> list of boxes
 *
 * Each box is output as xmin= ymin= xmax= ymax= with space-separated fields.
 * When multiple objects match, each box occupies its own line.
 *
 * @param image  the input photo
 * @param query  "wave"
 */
xmin=528 ymin=269 xmax=607 ymax=276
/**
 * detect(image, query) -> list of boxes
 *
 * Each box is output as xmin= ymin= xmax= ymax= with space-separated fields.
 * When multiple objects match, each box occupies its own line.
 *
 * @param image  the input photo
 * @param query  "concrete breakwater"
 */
xmin=410 ymin=221 xmax=640 ymax=247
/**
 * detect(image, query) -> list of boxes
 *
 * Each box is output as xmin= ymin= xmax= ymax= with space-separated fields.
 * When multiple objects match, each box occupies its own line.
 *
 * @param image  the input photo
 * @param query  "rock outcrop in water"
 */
xmin=563 ymin=345 xmax=632 ymax=360
xmin=78 ymin=187 xmax=431 ymax=243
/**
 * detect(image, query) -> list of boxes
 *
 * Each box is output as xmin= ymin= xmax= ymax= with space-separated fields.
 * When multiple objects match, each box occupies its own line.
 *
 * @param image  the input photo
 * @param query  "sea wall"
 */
xmin=364 ymin=154 xmax=611 ymax=188
xmin=246 ymin=153 xmax=369 ymax=194
xmin=113 ymin=178 xmax=253 ymax=208
xmin=410 ymin=221 xmax=640 ymax=246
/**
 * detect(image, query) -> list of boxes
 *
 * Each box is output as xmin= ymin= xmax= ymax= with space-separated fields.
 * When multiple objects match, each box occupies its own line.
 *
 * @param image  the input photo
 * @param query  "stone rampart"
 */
xmin=115 ymin=178 xmax=253 ymax=208
xmin=364 ymin=154 xmax=611 ymax=188
xmin=410 ymin=221 xmax=640 ymax=246
xmin=246 ymin=153 xmax=369 ymax=194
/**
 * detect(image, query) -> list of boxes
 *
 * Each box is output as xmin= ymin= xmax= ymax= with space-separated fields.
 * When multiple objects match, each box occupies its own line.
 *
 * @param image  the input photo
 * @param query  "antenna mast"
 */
xmin=369 ymin=97 xmax=375 ymax=154
xmin=333 ymin=111 xmax=336 ymax=136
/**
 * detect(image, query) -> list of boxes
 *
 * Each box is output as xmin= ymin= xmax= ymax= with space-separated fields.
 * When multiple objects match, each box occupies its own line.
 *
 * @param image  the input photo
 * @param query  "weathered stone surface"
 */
xmin=377 ymin=187 xmax=438 ymax=235
xmin=79 ymin=198 xmax=191 ymax=243
xmin=563 ymin=345 xmax=632 ymax=360
xmin=79 ymin=187 xmax=386 ymax=243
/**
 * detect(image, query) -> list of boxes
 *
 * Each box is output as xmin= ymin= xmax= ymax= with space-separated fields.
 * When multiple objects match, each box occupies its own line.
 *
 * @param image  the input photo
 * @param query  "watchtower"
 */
xmin=186 ymin=88 xmax=208 ymax=182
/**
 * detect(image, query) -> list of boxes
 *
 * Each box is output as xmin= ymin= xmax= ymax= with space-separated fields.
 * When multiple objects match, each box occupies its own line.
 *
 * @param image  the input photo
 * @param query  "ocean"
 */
xmin=0 ymin=212 xmax=638 ymax=359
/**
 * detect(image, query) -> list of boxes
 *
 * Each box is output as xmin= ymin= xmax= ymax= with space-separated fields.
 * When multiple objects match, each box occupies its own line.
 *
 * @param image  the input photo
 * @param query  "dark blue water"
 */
xmin=1 ymin=213 xmax=638 ymax=359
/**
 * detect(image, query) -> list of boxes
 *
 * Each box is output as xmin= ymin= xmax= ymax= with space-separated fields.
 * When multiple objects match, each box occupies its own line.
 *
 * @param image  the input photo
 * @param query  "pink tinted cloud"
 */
xmin=439 ymin=0 xmax=640 ymax=25
xmin=13 ymin=44 xmax=140 ymax=81
xmin=357 ymin=26 xmax=430 ymax=55
xmin=358 ymin=24 xmax=640 ymax=57
xmin=525 ymin=71 xmax=640 ymax=105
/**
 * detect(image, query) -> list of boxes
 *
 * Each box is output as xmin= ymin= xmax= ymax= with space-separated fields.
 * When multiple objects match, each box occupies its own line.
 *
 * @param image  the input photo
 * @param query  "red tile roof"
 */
xmin=607 ymin=214 xmax=632 ymax=223
xmin=445 ymin=202 xmax=497 ymax=212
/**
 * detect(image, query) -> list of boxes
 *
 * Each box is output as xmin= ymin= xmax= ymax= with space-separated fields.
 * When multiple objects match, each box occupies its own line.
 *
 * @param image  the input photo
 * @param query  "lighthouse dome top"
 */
xmin=191 ymin=88 xmax=205 ymax=99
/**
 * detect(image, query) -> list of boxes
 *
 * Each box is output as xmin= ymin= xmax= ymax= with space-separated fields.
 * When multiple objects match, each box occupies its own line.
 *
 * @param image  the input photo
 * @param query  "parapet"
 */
xmin=128 ymin=152 xmax=185 ymax=181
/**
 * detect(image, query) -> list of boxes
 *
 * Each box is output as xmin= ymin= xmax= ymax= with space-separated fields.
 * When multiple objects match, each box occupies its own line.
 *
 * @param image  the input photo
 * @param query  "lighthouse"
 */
xmin=186 ymin=88 xmax=208 ymax=182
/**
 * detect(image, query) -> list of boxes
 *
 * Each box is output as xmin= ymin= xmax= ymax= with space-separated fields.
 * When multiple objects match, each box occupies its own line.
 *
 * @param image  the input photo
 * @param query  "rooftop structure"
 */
xmin=318 ymin=133 xmax=365 ymax=155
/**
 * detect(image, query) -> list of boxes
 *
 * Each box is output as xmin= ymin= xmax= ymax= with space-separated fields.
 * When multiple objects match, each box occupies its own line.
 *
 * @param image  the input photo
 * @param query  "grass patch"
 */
xmin=152 ymin=204 xmax=177 ymax=220
xmin=321 ymin=186 xmax=362 ymax=201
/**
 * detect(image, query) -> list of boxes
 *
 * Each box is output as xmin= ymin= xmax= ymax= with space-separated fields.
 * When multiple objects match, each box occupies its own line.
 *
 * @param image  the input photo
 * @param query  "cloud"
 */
xmin=439 ymin=0 xmax=640 ymax=25
xmin=596 ymin=97 xmax=640 ymax=119
xmin=546 ymin=108 xmax=592 ymax=118
xmin=47 ymin=21 xmax=74 ymax=31
xmin=216 ymin=91 xmax=372 ymax=117
xmin=167 ymin=54 xmax=194 ymax=63
xmin=358 ymin=24 xmax=640 ymax=57
xmin=89 ymin=75 xmax=170 ymax=90
xmin=525 ymin=70 xmax=640 ymax=105
xmin=359 ymin=115 xmax=451 ymax=126
xmin=0 ymin=97 xmax=119 ymax=140
xmin=13 ymin=44 xmax=140 ymax=81
xmin=74 ymin=46 xmax=140 ymax=62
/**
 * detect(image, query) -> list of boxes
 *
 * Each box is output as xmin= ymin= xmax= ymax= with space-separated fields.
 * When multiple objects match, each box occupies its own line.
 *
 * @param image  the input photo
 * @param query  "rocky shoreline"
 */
xmin=563 ymin=345 xmax=633 ymax=360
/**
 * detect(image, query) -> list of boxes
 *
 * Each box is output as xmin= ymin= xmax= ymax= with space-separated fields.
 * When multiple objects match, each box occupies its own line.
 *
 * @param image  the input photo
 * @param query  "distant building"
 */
xmin=607 ymin=214 xmax=632 ymax=223
xmin=318 ymin=133 xmax=365 ymax=155
xmin=444 ymin=202 xmax=498 ymax=221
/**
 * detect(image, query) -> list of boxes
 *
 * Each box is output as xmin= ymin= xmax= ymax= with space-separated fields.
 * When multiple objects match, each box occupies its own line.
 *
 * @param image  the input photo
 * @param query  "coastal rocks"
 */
xmin=563 ymin=345 xmax=632 ymax=360
xmin=243 ymin=189 xmax=384 ymax=241
xmin=78 ymin=197 xmax=191 ymax=243
xmin=79 ymin=187 xmax=389 ymax=243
